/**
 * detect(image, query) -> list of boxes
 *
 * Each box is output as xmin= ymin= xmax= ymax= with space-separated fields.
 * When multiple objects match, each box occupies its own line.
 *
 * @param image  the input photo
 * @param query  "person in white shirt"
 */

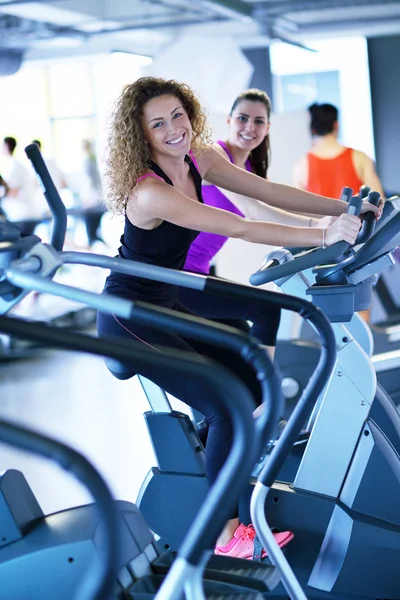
xmin=0 ymin=173 xmax=9 ymax=215
xmin=1 ymin=137 xmax=41 ymax=231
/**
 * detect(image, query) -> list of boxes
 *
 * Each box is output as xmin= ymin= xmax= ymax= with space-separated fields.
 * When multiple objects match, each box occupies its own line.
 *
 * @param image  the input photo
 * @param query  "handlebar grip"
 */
xmin=249 ymin=195 xmax=362 ymax=287
xmin=340 ymin=187 xmax=354 ymax=202
xmin=249 ymin=241 xmax=350 ymax=286
xmin=346 ymin=195 xmax=362 ymax=216
xmin=368 ymin=191 xmax=381 ymax=207
xmin=354 ymin=190 xmax=380 ymax=245
xmin=359 ymin=185 xmax=371 ymax=199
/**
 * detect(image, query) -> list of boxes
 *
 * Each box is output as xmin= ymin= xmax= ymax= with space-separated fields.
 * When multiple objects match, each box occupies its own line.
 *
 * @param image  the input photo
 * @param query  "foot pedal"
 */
xmin=152 ymin=551 xmax=279 ymax=593
xmin=128 ymin=573 xmax=265 ymax=598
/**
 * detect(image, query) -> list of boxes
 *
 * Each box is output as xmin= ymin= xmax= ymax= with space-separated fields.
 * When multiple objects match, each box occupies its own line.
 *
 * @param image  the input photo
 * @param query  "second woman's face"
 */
xmin=141 ymin=94 xmax=192 ymax=159
xmin=228 ymin=100 xmax=270 ymax=151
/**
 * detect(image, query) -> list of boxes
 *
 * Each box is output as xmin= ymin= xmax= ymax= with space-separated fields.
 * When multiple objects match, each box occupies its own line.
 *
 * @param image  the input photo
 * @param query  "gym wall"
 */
xmin=368 ymin=36 xmax=400 ymax=194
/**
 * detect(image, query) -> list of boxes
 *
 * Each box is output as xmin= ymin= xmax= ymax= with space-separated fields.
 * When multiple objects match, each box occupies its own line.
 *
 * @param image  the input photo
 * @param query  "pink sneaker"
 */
xmin=214 ymin=524 xmax=294 ymax=561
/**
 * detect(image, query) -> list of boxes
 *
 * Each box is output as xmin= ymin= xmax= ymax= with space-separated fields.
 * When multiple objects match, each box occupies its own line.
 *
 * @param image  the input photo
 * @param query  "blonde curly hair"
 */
xmin=105 ymin=77 xmax=212 ymax=214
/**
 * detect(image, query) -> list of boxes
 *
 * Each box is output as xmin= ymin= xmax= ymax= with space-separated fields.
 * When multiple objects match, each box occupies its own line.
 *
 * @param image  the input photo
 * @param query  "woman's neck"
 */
xmin=150 ymin=151 xmax=189 ymax=183
xmin=224 ymin=140 xmax=250 ymax=169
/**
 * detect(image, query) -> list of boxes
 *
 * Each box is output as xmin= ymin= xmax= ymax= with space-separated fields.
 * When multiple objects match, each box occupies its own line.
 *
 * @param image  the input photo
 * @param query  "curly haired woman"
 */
xmin=97 ymin=77 xmax=375 ymax=560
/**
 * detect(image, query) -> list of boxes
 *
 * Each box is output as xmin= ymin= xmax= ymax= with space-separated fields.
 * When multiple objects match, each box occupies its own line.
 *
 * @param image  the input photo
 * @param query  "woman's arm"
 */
xmin=210 ymin=145 xmax=325 ymax=226
xmin=132 ymin=178 xmax=361 ymax=248
xmin=214 ymin=187 xmax=314 ymax=226
xmin=202 ymin=146 xmax=377 ymax=218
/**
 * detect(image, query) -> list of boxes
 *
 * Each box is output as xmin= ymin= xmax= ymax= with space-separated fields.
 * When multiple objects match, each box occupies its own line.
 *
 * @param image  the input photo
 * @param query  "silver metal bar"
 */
xmin=6 ymin=255 xmax=42 ymax=272
xmin=372 ymin=349 xmax=400 ymax=373
xmin=155 ymin=556 xmax=206 ymax=600
xmin=387 ymin=329 xmax=400 ymax=344
xmin=5 ymin=268 xmax=133 ymax=320
xmin=250 ymin=481 xmax=307 ymax=600
xmin=0 ymin=243 xmax=62 ymax=315
xmin=138 ymin=375 xmax=172 ymax=413
xmin=184 ymin=552 xmax=211 ymax=600
xmin=61 ymin=251 xmax=207 ymax=291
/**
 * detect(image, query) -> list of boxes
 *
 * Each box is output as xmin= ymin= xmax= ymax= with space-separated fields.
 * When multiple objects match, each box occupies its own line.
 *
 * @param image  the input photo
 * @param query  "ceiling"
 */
xmin=1 ymin=0 xmax=400 ymax=68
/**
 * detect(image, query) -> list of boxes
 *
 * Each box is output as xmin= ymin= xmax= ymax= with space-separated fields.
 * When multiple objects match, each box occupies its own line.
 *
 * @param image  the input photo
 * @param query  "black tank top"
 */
xmin=104 ymin=154 xmax=203 ymax=308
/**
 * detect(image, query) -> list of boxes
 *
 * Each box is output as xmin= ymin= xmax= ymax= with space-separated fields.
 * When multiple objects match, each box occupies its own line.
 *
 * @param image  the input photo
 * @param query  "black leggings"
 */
xmin=97 ymin=303 xmax=262 ymax=520
xmin=179 ymin=285 xmax=281 ymax=347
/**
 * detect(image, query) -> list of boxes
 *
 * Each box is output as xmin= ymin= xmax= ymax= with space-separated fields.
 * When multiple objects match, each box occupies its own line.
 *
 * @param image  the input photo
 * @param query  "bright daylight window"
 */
xmin=0 ymin=52 xmax=151 ymax=177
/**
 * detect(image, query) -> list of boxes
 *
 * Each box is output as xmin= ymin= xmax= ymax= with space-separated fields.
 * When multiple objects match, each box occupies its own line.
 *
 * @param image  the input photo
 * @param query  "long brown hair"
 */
xmin=105 ymin=77 xmax=212 ymax=214
xmin=230 ymin=89 xmax=272 ymax=179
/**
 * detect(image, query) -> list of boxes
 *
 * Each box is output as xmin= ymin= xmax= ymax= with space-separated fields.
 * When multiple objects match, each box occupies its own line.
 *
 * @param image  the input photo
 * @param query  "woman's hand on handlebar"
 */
xmin=377 ymin=197 xmax=385 ymax=220
xmin=325 ymin=213 xmax=361 ymax=246
xmin=360 ymin=200 xmax=381 ymax=221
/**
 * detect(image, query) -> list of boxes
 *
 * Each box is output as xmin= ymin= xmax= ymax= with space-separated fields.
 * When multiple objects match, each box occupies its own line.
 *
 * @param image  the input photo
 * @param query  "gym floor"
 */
xmin=0 ymin=347 xmax=178 ymax=516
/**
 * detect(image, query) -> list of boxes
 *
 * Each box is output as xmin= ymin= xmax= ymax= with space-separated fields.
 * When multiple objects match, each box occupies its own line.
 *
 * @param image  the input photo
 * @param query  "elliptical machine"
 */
xmin=249 ymin=195 xmax=400 ymax=599
xmin=275 ymin=186 xmax=376 ymax=412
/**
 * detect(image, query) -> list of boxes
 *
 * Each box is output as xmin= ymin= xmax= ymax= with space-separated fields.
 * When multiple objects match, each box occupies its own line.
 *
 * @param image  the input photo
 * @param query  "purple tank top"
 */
xmin=183 ymin=140 xmax=251 ymax=274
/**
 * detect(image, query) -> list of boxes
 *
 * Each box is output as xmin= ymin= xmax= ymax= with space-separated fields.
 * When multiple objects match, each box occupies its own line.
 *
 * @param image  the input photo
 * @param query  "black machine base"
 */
xmin=138 ymin=467 xmax=209 ymax=551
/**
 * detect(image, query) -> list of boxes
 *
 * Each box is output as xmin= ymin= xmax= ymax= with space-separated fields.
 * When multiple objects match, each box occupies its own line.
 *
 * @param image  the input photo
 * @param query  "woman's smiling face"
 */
xmin=141 ymin=94 xmax=192 ymax=158
xmin=228 ymin=99 xmax=270 ymax=151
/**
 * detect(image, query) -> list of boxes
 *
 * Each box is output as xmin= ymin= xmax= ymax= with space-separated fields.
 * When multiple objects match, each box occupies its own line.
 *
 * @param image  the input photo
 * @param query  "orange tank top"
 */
xmin=306 ymin=147 xmax=363 ymax=199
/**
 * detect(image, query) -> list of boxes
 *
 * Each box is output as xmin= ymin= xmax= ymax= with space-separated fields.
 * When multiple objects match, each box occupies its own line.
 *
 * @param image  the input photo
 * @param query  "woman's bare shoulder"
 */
xmin=191 ymin=144 xmax=222 ymax=178
xmin=213 ymin=141 xmax=229 ymax=157
xmin=196 ymin=143 xmax=228 ymax=173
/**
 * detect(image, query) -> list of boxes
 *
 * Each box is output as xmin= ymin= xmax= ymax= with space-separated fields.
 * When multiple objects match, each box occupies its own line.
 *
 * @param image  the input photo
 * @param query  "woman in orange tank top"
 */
xmin=293 ymin=103 xmax=384 ymax=200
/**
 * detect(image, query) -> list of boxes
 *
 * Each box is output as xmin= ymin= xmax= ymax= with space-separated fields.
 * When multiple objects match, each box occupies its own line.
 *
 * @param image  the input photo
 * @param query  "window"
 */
xmin=0 ymin=52 xmax=149 ymax=181
xmin=52 ymin=117 xmax=95 ymax=174
xmin=0 ymin=65 xmax=51 ymax=165
xmin=48 ymin=62 xmax=94 ymax=119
